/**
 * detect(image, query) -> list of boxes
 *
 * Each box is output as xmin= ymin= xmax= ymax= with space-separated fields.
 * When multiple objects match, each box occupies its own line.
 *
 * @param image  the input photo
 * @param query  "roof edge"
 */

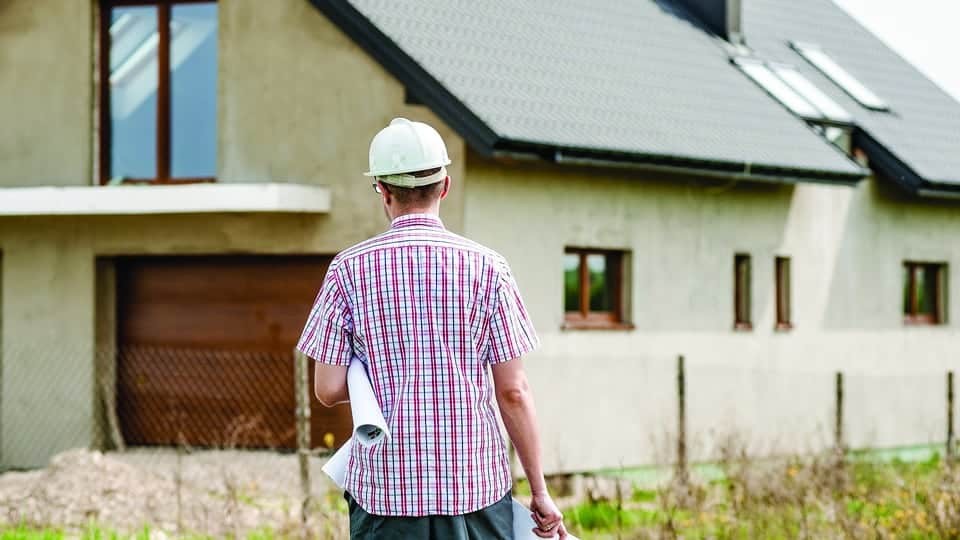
xmin=853 ymin=129 xmax=960 ymax=199
xmin=496 ymin=140 xmax=866 ymax=185
xmin=308 ymin=0 xmax=500 ymax=153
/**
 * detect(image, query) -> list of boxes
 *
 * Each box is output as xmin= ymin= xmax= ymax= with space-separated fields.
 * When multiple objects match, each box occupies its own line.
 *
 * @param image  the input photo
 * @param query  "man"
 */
xmin=297 ymin=117 xmax=568 ymax=539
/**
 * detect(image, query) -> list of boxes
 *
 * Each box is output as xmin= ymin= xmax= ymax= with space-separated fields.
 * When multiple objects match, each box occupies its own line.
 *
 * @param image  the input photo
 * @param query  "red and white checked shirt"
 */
xmin=297 ymin=213 xmax=539 ymax=516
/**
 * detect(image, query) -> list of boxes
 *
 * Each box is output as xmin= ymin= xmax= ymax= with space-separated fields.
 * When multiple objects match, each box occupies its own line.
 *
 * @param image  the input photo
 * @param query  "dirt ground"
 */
xmin=0 ymin=448 xmax=349 ymax=538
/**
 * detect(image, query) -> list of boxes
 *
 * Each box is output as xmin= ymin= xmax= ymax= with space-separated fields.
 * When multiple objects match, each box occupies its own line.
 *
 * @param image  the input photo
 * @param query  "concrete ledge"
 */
xmin=0 ymin=183 xmax=332 ymax=215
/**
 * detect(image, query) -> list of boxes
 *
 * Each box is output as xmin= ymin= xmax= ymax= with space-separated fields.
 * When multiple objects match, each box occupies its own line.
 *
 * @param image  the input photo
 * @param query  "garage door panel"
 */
xmin=116 ymin=256 xmax=350 ymax=450
xmin=120 ymin=302 xmax=310 ymax=348
xmin=119 ymin=257 xmax=327 ymax=303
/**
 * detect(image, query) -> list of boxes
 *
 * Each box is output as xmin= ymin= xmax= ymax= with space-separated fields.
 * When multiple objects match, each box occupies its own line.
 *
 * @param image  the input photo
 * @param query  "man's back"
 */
xmin=298 ymin=213 xmax=538 ymax=516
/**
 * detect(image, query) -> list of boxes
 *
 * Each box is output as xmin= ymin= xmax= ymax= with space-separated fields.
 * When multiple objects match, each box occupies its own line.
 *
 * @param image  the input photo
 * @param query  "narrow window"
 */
xmin=775 ymin=256 xmax=792 ymax=330
xmin=100 ymin=0 xmax=218 ymax=184
xmin=904 ymin=262 xmax=948 ymax=325
xmin=734 ymin=254 xmax=752 ymax=330
xmin=563 ymin=248 xmax=627 ymax=329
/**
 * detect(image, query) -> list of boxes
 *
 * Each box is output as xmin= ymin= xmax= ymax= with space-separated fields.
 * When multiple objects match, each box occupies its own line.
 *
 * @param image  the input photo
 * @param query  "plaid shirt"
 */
xmin=297 ymin=213 xmax=539 ymax=516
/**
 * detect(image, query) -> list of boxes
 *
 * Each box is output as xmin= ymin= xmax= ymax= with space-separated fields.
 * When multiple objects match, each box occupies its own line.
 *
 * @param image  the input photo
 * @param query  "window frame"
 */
xmin=903 ymin=261 xmax=948 ymax=326
xmin=775 ymin=256 xmax=792 ymax=331
xmin=562 ymin=247 xmax=630 ymax=330
xmin=734 ymin=253 xmax=752 ymax=331
xmin=98 ymin=0 xmax=218 ymax=185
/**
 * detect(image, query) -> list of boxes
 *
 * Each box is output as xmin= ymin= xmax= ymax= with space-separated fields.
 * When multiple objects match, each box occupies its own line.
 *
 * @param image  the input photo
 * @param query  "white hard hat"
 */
xmin=364 ymin=117 xmax=452 ymax=187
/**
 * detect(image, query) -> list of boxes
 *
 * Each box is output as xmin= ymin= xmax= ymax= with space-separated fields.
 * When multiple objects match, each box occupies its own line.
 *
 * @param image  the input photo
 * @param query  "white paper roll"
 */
xmin=346 ymin=360 xmax=390 ymax=446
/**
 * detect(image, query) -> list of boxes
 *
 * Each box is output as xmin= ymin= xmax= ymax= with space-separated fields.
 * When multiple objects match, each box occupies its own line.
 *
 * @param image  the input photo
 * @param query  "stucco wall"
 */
xmin=1 ymin=0 xmax=955 ymax=475
xmin=463 ymin=153 xmax=960 ymax=472
xmin=0 ymin=0 xmax=466 ymax=468
xmin=0 ymin=0 xmax=93 ymax=186
xmin=218 ymin=0 xmax=466 ymax=238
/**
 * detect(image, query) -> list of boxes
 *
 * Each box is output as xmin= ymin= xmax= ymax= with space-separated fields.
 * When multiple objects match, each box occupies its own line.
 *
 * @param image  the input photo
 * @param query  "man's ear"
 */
xmin=439 ymin=176 xmax=451 ymax=200
xmin=379 ymin=182 xmax=392 ymax=205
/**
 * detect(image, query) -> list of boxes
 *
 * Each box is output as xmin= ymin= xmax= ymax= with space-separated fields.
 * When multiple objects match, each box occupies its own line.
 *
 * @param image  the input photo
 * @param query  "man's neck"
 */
xmin=388 ymin=206 xmax=439 ymax=220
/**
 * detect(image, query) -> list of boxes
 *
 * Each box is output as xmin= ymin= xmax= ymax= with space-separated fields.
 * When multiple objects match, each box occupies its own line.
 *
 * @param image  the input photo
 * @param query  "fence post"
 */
xmin=948 ymin=371 xmax=955 ymax=464
xmin=834 ymin=371 xmax=844 ymax=459
xmin=294 ymin=350 xmax=312 ymax=534
xmin=676 ymin=355 xmax=688 ymax=484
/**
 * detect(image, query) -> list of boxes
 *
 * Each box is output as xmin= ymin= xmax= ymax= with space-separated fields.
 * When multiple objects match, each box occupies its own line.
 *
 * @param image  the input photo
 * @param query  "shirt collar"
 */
xmin=390 ymin=213 xmax=445 ymax=230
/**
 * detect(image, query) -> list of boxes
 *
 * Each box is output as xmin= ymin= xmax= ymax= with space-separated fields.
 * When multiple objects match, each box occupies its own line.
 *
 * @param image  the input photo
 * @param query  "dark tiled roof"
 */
xmin=744 ymin=0 xmax=960 ymax=190
xmin=319 ymin=0 xmax=863 ymax=182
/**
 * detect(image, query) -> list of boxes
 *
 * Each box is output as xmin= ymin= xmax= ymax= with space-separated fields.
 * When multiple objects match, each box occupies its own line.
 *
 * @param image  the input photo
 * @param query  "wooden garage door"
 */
xmin=116 ymin=256 xmax=352 ymax=450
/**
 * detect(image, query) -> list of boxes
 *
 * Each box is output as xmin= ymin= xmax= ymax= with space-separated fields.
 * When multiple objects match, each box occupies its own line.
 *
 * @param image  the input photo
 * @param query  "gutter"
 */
xmin=552 ymin=152 xmax=861 ymax=186
xmin=493 ymin=140 xmax=865 ymax=186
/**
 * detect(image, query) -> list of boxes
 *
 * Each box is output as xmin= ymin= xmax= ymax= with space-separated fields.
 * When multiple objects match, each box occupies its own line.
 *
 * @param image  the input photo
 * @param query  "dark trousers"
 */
xmin=345 ymin=491 xmax=514 ymax=540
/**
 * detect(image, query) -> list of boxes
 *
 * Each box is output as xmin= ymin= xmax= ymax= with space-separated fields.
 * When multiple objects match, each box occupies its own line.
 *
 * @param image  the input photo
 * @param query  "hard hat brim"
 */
xmin=363 ymin=158 xmax=452 ymax=177
xmin=372 ymin=166 xmax=448 ymax=188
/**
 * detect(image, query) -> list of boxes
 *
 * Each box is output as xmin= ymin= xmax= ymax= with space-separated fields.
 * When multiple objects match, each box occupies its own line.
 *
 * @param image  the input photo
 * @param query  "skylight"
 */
xmin=771 ymin=65 xmax=852 ymax=123
xmin=790 ymin=42 xmax=889 ymax=111
xmin=733 ymin=57 xmax=853 ymax=124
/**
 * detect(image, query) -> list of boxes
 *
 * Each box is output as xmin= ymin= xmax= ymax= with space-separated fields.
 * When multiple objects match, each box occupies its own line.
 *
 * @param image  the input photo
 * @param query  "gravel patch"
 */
xmin=0 ymin=448 xmax=348 ymax=538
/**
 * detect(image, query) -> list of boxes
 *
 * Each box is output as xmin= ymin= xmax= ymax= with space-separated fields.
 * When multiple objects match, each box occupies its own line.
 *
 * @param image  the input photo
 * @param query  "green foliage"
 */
xmin=558 ymin=453 xmax=960 ymax=538
xmin=0 ymin=524 xmax=63 ymax=540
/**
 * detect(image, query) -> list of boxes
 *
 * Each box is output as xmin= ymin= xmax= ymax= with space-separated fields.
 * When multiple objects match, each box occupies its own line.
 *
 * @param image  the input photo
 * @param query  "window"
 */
xmin=733 ymin=57 xmax=852 ymax=124
xmin=563 ymin=248 xmax=627 ymax=329
xmin=775 ymin=256 xmax=792 ymax=330
xmin=734 ymin=254 xmax=752 ymax=330
xmin=790 ymin=42 xmax=889 ymax=111
xmin=100 ymin=0 xmax=218 ymax=184
xmin=903 ymin=262 xmax=947 ymax=325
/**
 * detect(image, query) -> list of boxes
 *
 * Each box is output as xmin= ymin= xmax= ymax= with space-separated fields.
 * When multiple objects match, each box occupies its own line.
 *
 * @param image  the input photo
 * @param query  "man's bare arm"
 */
xmin=492 ymin=357 xmax=567 ymax=539
xmin=314 ymin=362 xmax=349 ymax=407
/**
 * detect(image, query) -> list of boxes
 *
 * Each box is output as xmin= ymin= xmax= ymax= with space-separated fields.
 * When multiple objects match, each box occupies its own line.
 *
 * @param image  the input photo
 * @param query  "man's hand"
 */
xmin=530 ymin=492 xmax=567 ymax=539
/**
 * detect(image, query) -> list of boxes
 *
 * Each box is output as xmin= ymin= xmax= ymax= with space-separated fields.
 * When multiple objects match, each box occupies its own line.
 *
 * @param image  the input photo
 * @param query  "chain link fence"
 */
xmin=1 ymin=348 xmax=957 ymax=537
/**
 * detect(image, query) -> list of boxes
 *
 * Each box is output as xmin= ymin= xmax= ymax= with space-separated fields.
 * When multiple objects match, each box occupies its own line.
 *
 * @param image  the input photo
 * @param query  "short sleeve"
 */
xmin=296 ymin=267 xmax=354 ymax=366
xmin=486 ymin=260 xmax=540 ymax=364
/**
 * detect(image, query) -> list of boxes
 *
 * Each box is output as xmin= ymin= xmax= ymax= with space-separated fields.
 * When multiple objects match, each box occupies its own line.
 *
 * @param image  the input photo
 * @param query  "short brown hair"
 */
xmin=380 ymin=167 xmax=445 ymax=206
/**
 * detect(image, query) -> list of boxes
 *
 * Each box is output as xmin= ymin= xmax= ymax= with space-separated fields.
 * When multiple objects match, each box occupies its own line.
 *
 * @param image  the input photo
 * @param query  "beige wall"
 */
xmin=0 ymin=0 xmax=93 ymax=186
xmin=463 ymin=153 xmax=960 ymax=472
xmin=0 ymin=0 xmax=466 ymax=468
xmin=217 ymin=0 xmax=466 ymax=238
xmin=2 ymin=0 xmax=957 ymax=474
xmin=1 ymin=228 xmax=95 ymax=467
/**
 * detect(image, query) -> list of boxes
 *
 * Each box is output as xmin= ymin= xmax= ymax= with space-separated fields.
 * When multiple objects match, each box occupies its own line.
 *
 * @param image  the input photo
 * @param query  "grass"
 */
xmin=562 ymin=445 xmax=960 ymax=539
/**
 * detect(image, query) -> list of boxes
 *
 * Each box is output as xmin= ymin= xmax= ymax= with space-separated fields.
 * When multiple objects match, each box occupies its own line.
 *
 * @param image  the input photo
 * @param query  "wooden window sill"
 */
xmin=562 ymin=320 xmax=635 ymax=331
xmin=903 ymin=317 xmax=943 ymax=327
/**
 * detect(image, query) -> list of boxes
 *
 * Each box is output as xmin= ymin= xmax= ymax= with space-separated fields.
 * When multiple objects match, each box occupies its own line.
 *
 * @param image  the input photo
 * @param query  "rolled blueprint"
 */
xmin=321 ymin=359 xmax=578 ymax=540
xmin=347 ymin=359 xmax=390 ymax=446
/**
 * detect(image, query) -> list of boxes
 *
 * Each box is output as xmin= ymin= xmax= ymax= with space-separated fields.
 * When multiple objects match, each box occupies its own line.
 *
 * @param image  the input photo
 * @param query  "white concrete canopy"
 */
xmin=0 ymin=183 xmax=332 ymax=215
